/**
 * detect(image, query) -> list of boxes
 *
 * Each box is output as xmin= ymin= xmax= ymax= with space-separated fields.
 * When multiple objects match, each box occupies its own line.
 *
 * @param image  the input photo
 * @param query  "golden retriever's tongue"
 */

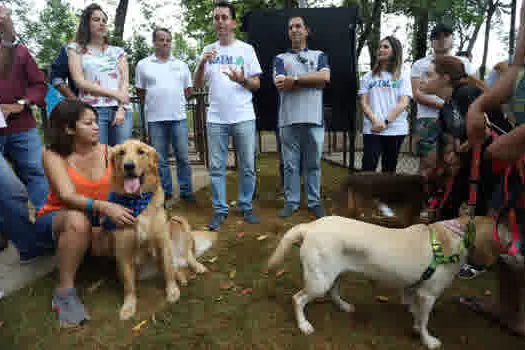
xmin=124 ymin=178 xmax=141 ymax=194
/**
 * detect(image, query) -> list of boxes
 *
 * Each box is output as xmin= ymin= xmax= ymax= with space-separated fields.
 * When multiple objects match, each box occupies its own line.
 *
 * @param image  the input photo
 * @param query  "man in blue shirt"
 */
xmin=48 ymin=45 xmax=78 ymax=101
xmin=273 ymin=15 xmax=330 ymax=218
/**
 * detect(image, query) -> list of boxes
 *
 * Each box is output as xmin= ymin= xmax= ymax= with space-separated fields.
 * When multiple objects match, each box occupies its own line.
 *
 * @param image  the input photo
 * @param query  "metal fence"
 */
xmin=39 ymin=92 xmax=419 ymax=174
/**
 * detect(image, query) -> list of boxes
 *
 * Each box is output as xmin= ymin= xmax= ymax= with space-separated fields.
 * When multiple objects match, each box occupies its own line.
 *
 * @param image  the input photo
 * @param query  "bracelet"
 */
xmin=86 ymin=199 xmax=94 ymax=215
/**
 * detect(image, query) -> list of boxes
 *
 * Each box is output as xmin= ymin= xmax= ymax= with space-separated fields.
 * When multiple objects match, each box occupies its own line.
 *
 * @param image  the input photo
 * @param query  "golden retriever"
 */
xmin=109 ymin=140 xmax=179 ymax=320
xmin=267 ymin=215 xmax=502 ymax=349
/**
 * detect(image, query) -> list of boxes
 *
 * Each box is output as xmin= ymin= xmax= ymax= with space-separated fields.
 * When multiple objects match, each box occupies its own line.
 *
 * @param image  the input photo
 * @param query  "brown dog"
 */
xmin=109 ymin=140 xmax=179 ymax=320
xmin=332 ymin=172 xmax=426 ymax=228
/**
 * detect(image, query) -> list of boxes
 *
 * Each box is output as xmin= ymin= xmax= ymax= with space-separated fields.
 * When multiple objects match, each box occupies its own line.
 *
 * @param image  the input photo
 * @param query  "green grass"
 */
xmin=0 ymin=154 xmax=521 ymax=349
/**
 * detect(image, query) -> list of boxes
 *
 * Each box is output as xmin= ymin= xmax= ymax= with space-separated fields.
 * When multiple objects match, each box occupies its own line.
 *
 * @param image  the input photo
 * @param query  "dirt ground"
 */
xmin=0 ymin=154 xmax=521 ymax=350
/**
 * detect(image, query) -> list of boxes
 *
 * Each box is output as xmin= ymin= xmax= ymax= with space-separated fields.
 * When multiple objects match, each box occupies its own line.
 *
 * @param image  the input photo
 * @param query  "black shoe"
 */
xmin=0 ymin=232 xmax=8 ymax=252
xmin=458 ymin=264 xmax=486 ymax=280
xmin=241 ymin=210 xmax=260 ymax=224
xmin=309 ymin=205 xmax=326 ymax=218
xmin=278 ymin=205 xmax=297 ymax=218
xmin=208 ymin=213 xmax=227 ymax=231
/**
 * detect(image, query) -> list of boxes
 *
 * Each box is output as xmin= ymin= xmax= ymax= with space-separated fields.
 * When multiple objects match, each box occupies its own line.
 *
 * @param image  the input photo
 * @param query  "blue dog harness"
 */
xmin=103 ymin=191 xmax=154 ymax=231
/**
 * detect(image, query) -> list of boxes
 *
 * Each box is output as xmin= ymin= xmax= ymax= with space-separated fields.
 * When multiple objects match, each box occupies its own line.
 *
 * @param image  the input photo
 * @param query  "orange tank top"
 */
xmin=37 ymin=148 xmax=112 ymax=217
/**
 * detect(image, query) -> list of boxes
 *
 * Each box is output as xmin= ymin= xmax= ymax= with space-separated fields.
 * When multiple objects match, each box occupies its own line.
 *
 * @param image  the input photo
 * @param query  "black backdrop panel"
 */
xmin=242 ymin=7 xmax=360 ymax=131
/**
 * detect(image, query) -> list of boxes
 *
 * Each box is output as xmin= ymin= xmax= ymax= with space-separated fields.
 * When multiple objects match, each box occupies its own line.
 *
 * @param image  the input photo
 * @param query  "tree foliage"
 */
xmin=27 ymin=0 xmax=78 ymax=68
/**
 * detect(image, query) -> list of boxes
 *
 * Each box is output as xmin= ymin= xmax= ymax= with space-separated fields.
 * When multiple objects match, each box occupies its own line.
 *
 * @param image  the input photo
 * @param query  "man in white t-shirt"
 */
xmin=136 ymin=27 xmax=195 ymax=208
xmin=193 ymin=1 xmax=262 ymax=231
xmin=411 ymin=23 xmax=475 ymax=164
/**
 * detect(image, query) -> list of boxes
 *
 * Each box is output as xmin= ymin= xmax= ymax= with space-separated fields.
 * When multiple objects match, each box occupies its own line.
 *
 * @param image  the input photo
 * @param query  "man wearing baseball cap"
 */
xmin=411 ymin=22 xmax=475 ymax=185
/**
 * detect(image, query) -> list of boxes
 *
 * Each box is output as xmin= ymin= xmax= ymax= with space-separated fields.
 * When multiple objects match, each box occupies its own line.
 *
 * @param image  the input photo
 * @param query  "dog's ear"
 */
xmin=109 ymin=145 xmax=118 ymax=168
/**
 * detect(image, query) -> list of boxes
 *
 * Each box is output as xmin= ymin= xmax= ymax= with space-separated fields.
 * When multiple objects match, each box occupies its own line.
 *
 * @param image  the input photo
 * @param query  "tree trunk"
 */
xmin=509 ymin=0 xmax=517 ymax=58
xmin=367 ymin=9 xmax=381 ymax=68
xmin=355 ymin=0 xmax=382 ymax=62
xmin=113 ymin=0 xmax=130 ymax=42
xmin=480 ymin=1 xmax=496 ymax=79
xmin=412 ymin=11 xmax=429 ymax=61
xmin=465 ymin=20 xmax=484 ymax=55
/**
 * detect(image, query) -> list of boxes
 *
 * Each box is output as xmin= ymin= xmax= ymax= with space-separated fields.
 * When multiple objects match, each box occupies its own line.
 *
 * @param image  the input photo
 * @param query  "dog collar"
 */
xmin=103 ymin=191 xmax=154 ymax=231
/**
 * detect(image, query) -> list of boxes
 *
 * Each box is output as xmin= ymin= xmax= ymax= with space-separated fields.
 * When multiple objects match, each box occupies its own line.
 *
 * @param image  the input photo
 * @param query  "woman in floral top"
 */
xmin=68 ymin=3 xmax=132 ymax=146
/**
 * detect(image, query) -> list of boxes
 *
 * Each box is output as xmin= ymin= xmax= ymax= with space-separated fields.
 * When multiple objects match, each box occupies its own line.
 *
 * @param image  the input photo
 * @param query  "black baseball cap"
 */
xmin=431 ymin=23 xmax=453 ymax=40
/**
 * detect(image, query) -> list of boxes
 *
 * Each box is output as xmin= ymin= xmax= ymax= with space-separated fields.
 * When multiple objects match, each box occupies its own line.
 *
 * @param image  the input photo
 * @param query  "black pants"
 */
xmin=362 ymin=134 xmax=405 ymax=173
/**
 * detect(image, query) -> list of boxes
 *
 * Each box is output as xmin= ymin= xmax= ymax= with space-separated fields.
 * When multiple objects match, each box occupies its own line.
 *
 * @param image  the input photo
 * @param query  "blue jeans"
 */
xmin=207 ymin=120 xmax=256 ymax=215
xmin=279 ymin=124 xmax=324 ymax=209
xmin=0 ymin=128 xmax=49 ymax=211
xmin=0 ymin=154 xmax=53 ymax=259
xmin=148 ymin=120 xmax=193 ymax=197
xmin=95 ymin=106 xmax=133 ymax=146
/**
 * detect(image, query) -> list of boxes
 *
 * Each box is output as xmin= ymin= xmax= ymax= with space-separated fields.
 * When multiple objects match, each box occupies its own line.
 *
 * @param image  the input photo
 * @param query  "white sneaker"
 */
xmin=378 ymin=203 xmax=395 ymax=217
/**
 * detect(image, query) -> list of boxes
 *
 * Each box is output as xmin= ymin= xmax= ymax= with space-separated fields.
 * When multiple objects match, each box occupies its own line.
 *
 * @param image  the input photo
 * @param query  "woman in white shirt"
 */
xmin=358 ymin=36 xmax=412 ymax=173
xmin=67 ymin=3 xmax=132 ymax=146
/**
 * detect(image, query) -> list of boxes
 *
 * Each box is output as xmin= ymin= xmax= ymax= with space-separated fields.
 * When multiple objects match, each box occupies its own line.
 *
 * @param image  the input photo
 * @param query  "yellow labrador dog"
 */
xmin=267 ymin=215 xmax=501 ymax=349
xmin=169 ymin=216 xmax=218 ymax=285
xmin=108 ymin=140 xmax=179 ymax=320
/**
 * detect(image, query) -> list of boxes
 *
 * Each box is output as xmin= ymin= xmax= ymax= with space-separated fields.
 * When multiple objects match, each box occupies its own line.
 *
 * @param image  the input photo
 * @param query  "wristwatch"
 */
xmin=17 ymin=99 xmax=29 ymax=106
xmin=385 ymin=119 xmax=389 ymax=126
xmin=293 ymin=74 xmax=299 ymax=87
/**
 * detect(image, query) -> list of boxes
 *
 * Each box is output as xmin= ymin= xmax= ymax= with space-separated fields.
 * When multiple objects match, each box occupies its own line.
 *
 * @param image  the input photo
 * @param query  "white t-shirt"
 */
xmin=358 ymin=70 xmax=412 ymax=136
xmin=135 ymin=55 xmax=192 ymax=122
xmin=411 ymin=55 xmax=476 ymax=120
xmin=201 ymin=40 xmax=262 ymax=124
xmin=67 ymin=43 xmax=126 ymax=107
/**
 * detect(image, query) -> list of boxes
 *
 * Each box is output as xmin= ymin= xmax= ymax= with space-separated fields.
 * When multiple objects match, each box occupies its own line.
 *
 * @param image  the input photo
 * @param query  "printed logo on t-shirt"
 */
xmin=367 ymin=79 xmax=401 ymax=89
xmin=236 ymin=56 xmax=244 ymax=66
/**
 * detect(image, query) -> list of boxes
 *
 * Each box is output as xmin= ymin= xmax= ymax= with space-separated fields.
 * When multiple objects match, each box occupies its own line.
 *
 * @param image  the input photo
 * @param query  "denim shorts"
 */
xmin=35 ymin=211 xmax=101 ymax=247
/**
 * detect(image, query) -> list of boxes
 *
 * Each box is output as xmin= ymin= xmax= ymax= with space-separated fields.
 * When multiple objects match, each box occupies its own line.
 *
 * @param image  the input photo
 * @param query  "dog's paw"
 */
xmin=194 ymin=263 xmax=208 ymax=274
xmin=119 ymin=297 xmax=137 ymax=320
xmin=422 ymin=335 xmax=442 ymax=349
xmin=166 ymin=282 xmax=180 ymax=303
xmin=338 ymin=301 xmax=355 ymax=313
xmin=298 ymin=321 xmax=315 ymax=335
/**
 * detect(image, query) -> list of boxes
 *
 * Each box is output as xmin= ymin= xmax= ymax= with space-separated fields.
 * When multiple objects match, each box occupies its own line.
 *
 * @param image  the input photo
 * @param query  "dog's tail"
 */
xmin=191 ymin=230 xmax=218 ymax=257
xmin=267 ymin=223 xmax=309 ymax=271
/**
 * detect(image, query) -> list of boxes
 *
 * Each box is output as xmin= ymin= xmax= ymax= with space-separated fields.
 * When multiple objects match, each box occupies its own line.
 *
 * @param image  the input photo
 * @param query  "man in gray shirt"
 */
xmin=273 ymin=15 xmax=330 ymax=218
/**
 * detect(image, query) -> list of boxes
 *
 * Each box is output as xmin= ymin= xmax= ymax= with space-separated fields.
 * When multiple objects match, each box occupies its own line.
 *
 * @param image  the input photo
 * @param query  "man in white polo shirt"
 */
xmin=194 ymin=1 xmax=262 ymax=231
xmin=135 ymin=27 xmax=195 ymax=207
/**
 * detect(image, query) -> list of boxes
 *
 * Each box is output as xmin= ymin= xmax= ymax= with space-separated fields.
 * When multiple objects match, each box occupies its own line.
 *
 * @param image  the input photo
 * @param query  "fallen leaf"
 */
xmin=220 ymin=281 xmax=235 ymax=290
xmin=151 ymin=314 xmax=156 ymax=324
xmin=87 ymin=280 xmax=104 ymax=294
xmin=276 ymin=268 xmax=286 ymax=277
xmin=230 ymin=200 xmax=237 ymax=206
xmin=237 ymin=231 xmax=245 ymax=239
xmin=376 ymin=295 xmax=389 ymax=303
xmin=229 ymin=270 xmax=236 ymax=279
xmin=0 ymin=321 xmax=4 ymax=328
xmin=215 ymin=296 xmax=224 ymax=302
xmin=208 ymin=256 xmax=218 ymax=263
xmin=132 ymin=320 xmax=148 ymax=332
xmin=241 ymin=288 xmax=252 ymax=295
xmin=484 ymin=290 xmax=492 ymax=296
xmin=257 ymin=235 xmax=268 ymax=241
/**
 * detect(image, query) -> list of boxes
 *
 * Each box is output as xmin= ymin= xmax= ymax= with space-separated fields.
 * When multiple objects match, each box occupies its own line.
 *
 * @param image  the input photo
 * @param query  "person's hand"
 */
xmin=114 ymin=90 xmax=130 ymax=105
xmin=0 ymin=6 xmax=15 ymax=41
xmin=112 ymin=107 xmax=126 ymax=126
xmin=371 ymin=119 xmax=386 ymax=133
xmin=466 ymin=101 xmax=486 ymax=145
xmin=223 ymin=66 xmax=245 ymax=85
xmin=274 ymin=75 xmax=294 ymax=91
xmin=0 ymin=103 xmax=24 ymax=119
xmin=100 ymin=201 xmax=136 ymax=227
xmin=199 ymin=48 xmax=218 ymax=67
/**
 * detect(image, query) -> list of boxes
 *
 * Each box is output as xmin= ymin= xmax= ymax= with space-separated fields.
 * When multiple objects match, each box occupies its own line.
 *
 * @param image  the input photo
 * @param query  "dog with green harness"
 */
xmin=267 ymin=215 xmax=502 ymax=349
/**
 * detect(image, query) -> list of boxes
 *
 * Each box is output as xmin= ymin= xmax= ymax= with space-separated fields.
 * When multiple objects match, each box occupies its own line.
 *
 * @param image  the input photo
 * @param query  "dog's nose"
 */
xmin=123 ymin=161 xmax=135 ymax=172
